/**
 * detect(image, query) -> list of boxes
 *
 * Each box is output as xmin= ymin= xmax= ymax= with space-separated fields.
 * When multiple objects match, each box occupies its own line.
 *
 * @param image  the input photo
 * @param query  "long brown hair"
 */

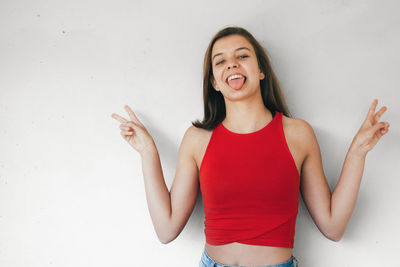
xmin=192 ymin=26 xmax=293 ymax=130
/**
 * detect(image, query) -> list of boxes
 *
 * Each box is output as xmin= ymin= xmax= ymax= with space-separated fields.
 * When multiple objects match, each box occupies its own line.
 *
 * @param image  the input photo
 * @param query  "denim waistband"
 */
xmin=200 ymin=248 xmax=299 ymax=267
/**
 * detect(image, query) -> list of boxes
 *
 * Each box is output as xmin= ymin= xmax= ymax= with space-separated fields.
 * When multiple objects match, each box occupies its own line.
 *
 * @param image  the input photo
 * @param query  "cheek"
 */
xmin=248 ymin=66 xmax=262 ymax=80
xmin=213 ymin=69 xmax=223 ymax=83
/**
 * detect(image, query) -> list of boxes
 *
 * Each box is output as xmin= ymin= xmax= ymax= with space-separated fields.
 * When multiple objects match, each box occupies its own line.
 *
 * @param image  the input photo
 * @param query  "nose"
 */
xmin=226 ymin=59 xmax=238 ymax=70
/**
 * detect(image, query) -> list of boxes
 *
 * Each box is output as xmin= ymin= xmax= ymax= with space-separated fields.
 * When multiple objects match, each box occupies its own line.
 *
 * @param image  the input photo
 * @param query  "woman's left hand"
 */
xmin=350 ymin=99 xmax=390 ymax=157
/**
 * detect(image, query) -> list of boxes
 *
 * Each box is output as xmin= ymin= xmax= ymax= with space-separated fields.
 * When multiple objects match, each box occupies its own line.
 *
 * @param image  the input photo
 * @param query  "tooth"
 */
xmin=228 ymin=74 xmax=243 ymax=81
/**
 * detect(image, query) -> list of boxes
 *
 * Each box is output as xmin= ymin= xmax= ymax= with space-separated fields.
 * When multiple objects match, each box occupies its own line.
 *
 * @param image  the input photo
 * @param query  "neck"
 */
xmin=223 ymin=90 xmax=272 ymax=133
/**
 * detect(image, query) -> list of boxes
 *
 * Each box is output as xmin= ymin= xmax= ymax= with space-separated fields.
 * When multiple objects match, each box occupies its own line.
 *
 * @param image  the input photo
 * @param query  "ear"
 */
xmin=210 ymin=75 xmax=219 ymax=91
xmin=260 ymin=71 xmax=265 ymax=80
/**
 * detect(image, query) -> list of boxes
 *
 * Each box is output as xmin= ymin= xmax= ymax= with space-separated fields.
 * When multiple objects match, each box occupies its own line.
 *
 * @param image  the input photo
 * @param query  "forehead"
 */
xmin=211 ymin=34 xmax=254 ymax=56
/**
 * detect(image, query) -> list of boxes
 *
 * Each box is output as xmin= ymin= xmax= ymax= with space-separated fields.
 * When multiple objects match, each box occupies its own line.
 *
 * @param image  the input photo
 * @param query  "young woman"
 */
xmin=111 ymin=27 xmax=390 ymax=267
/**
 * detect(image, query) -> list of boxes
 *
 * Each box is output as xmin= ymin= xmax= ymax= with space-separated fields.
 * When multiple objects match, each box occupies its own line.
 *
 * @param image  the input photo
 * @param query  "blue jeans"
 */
xmin=199 ymin=248 xmax=299 ymax=267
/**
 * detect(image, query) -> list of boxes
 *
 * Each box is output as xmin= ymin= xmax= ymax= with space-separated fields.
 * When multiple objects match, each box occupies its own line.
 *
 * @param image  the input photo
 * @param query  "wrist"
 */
xmin=348 ymin=144 xmax=367 ymax=159
xmin=140 ymin=143 xmax=158 ymax=158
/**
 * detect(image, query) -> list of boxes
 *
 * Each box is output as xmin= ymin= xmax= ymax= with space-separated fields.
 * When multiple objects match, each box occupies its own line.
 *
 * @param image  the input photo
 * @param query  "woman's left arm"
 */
xmin=299 ymin=99 xmax=390 ymax=241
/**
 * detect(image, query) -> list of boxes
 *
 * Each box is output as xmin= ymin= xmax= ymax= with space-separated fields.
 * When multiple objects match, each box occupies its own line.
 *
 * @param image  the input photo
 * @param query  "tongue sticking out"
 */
xmin=227 ymin=77 xmax=245 ymax=90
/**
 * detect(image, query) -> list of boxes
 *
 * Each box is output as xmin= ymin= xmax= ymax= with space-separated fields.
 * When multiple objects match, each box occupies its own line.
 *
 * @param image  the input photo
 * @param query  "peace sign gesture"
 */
xmin=111 ymin=105 xmax=156 ymax=155
xmin=350 ymin=99 xmax=390 ymax=157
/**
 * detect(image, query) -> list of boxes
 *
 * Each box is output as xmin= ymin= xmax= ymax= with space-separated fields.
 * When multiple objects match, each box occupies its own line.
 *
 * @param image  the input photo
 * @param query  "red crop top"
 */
xmin=199 ymin=111 xmax=300 ymax=248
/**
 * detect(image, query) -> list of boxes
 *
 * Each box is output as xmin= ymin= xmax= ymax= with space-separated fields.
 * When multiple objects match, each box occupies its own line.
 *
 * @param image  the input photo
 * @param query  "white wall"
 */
xmin=1 ymin=0 xmax=399 ymax=266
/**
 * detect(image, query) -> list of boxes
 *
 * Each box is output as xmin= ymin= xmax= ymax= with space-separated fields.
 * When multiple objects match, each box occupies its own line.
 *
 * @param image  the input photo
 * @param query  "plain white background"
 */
xmin=1 ymin=0 xmax=399 ymax=266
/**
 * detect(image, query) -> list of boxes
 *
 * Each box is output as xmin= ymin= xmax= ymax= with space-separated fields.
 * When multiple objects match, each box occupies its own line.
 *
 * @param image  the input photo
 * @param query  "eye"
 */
xmin=215 ymin=60 xmax=225 ymax=66
xmin=238 ymin=55 xmax=249 ymax=59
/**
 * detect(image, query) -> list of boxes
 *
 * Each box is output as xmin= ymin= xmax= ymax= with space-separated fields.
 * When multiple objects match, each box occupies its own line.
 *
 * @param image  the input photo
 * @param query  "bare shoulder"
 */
xmin=281 ymin=113 xmax=314 ymax=141
xmin=281 ymin=114 xmax=317 ymax=173
xmin=184 ymin=125 xmax=213 ymax=170
xmin=184 ymin=125 xmax=213 ymax=142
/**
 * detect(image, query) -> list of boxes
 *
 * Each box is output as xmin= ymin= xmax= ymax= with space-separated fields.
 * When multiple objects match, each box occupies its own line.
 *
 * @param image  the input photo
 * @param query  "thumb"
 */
xmin=370 ymin=121 xmax=387 ymax=134
xmin=123 ymin=121 xmax=141 ymax=130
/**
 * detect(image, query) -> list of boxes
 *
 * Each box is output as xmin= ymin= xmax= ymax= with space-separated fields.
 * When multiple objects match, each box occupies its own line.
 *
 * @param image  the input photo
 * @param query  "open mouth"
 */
xmin=226 ymin=73 xmax=246 ymax=90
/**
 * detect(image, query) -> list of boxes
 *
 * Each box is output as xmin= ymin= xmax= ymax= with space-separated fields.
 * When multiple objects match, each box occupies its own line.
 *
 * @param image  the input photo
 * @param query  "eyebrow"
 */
xmin=212 ymin=47 xmax=251 ymax=62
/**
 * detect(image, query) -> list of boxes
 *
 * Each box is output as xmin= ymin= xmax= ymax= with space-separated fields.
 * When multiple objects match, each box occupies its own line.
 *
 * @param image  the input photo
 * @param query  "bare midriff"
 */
xmin=204 ymin=242 xmax=292 ymax=266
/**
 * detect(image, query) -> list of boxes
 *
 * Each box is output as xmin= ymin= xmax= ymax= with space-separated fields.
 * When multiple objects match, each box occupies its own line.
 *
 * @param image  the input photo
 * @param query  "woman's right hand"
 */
xmin=111 ymin=105 xmax=156 ymax=155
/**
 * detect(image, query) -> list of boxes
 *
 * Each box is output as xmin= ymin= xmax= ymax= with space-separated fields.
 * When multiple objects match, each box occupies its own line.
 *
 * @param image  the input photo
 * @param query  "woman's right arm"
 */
xmin=112 ymin=106 xmax=200 ymax=244
xmin=142 ymin=126 xmax=199 ymax=244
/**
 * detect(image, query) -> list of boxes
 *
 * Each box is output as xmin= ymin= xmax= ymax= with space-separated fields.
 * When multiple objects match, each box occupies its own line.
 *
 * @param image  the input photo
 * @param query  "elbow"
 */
xmin=323 ymin=218 xmax=345 ymax=242
xmin=158 ymin=234 xmax=172 ymax=245
xmin=328 ymin=234 xmax=342 ymax=242
xmin=325 ymin=230 xmax=343 ymax=242
xmin=157 ymin=217 xmax=178 ymax=244
xmin=159 ymin=238 xmax=170 ymax=245
xmin=158 ymin=231 xmax=176 ymax=245
xmin=160 ymin=235 xmax=178 ymax=245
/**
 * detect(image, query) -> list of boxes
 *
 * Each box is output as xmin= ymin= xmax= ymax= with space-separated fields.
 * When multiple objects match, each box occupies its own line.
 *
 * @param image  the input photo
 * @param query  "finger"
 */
xmin=120 ymin=132 xmax=129 ymax=140
xmin=374 ymin=105 xmax=387 ymax=122
xmin=124 ymin=105 xmax=143 ymax=125
xmin=111 ymin=113 xmax=129 ymax=123
xmin=120 ymin=125 xmax=132 ymax=130
xmin=370 ymin=121 xmax=387 ymax=134
xmin=121 ymin=130 xmax=134 ymax=135
xmin=122 ymin=121 xmax=139 ymax=129
xmin=120 ymin=132 xmax=133 ymax=140
xmin=367 ymin=99 xmax=378 ymax=120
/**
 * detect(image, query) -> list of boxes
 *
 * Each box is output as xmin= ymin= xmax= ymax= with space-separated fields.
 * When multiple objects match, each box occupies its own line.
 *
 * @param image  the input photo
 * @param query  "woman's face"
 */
xmin=210 ymin=34 xmax=265 ymax=98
